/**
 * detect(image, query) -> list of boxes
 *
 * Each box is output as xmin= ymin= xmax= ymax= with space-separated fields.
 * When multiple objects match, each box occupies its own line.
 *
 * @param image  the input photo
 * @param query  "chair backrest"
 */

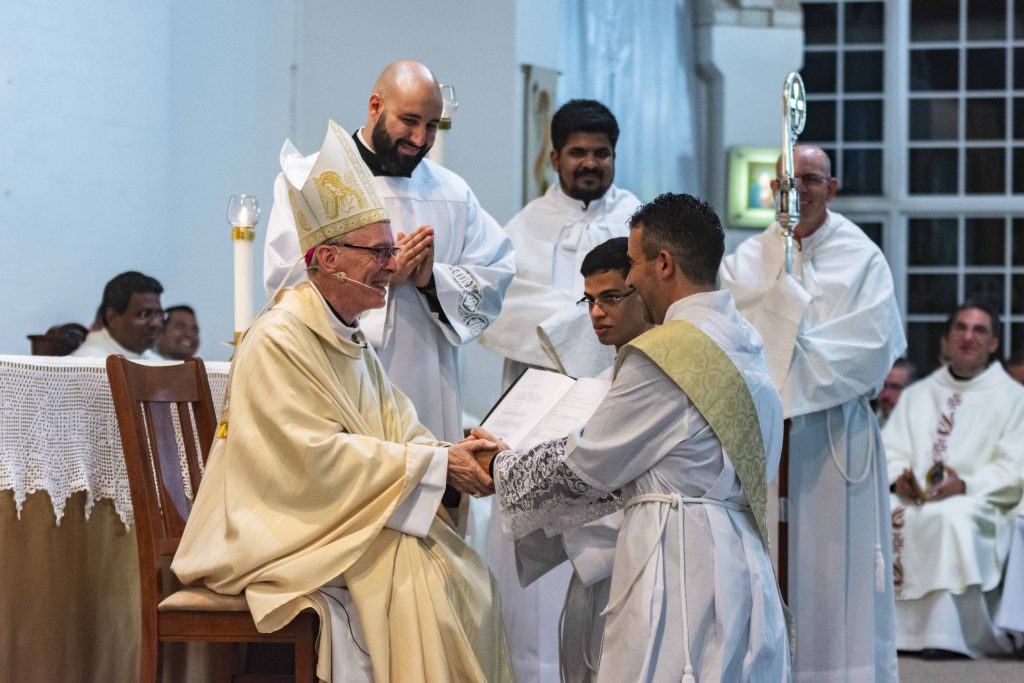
xmin=106 ymin=355 xmax=217 ymax=600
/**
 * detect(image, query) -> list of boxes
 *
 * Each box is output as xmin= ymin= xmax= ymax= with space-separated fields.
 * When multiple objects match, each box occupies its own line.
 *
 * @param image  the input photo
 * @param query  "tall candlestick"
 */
xmin=427 ymin=84 xmax=458 ymax=166
xmin=226 ymin=194 xmax=261 ymax=339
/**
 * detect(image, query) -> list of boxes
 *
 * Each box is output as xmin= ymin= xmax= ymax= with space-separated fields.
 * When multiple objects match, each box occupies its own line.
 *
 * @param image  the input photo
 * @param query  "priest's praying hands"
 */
xmin=447 ymin=444 xmax=494 ymax=497
xmin=392 ymin=225 xmax=435 ymax=287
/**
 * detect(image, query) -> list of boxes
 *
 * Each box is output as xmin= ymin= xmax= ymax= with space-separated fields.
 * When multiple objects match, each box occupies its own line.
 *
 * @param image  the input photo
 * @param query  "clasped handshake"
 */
xmin=445 ymin=427 xmax=510 ymax=498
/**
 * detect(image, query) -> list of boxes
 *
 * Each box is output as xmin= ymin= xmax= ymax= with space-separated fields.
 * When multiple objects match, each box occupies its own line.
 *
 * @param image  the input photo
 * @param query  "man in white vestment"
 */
xmin=155 ymin=305 xmax=200 ymax=360
xmin=173 ymin=121 xmax=513 ymax=683
xmin=480 ymin=99 xmax=641 ymax=383
xmin=719 ymin=144 xmax=904 ymax=682
xmin=263 ymin=59 xmax=514 ymax=444
xmin=469 ymin=194 xmax=791 ymax=681
xmin=885 ymin=302 xmax=1023 ymax=658
xmin=72 ymin=270 xmax=164 ymax=360
xmin=502 ymin=237 xmax=651 ymax=682
xmin=475 ymin=100 xmax=639 ymax=682
xmin=872 ymin=358 xmax=917 ymax=429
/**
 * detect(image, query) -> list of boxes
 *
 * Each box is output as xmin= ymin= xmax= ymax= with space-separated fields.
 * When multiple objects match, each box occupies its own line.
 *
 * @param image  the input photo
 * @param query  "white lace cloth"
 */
xmin=0 ymin=354 xmax=229 ymax=527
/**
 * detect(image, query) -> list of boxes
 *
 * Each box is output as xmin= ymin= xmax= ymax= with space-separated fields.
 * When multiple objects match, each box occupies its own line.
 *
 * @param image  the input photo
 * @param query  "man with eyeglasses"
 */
xmin=263 ymin=60 xmax=514 ymax=447
xmin=72 ymin=270 xmax=164 ymax=360
xmin=720 ymin=144 xmax=905 ymax=682
xmin=175 ymin=121 xmax=513 ymax=683
xmin=476 ymin=100 xmax=639 ymax=682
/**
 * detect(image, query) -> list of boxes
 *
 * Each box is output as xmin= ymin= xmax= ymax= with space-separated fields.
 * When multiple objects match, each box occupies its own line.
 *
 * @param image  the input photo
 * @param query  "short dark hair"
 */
xmin=892 ymin=357 xmax=918 ymax=382
xmin=100 ymin=271 xmax=163 ymax=326
xmin=581 ymin=237 xmax=630 ymax=279
xmin=551 ymin=99 xmax=620 ymax=151
xmin=628 ymin=193 xmax=724 ymax=286
xmin=163 ymin=305 xmax=196 ymax=323
xmin=945 ymin=300 xmax=1001 ymax=340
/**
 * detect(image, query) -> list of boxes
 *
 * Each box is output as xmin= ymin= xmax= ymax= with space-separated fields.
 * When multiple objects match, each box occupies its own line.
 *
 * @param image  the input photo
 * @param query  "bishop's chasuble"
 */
xmin=172 ymin=283 xmax=513 ymax=682
xmin=883 ymin=362 xmax=1024 ymax=657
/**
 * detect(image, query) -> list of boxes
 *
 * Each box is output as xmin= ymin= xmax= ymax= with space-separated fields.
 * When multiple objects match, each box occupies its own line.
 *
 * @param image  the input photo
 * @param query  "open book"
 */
xmin=481 ymin=368 xmax=611 ymax=450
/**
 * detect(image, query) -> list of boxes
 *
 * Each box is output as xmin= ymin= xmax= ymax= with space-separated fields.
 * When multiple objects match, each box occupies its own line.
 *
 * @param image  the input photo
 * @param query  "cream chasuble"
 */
xmin=883 ymin=362 xmax=1024 ymax=657
xmin=172 ymin=283 xmax=513 ymax=682
xmin=720 ymin=211 xmax=903 ymax=683
xmin=493 ymin=291 xmax=790 ymax=682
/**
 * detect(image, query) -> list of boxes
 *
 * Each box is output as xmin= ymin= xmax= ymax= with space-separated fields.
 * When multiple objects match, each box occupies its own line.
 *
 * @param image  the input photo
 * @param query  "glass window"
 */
xmin=1014 ymin=148 xmax=1024 ymax=193
xmin=965 ymin=218 xmax=1006 ymax=265
xmin=908 ymin=274 xmax=958 ymax=314
xmin=907 ymin=322 xmax=949 ymax=377
xmin=967 ymin=48 xmax=1006 ymax=90
xmin=910 ymin=98 xmax=958 ymax=140
xmin=911 ymin=0 xmax=959 ymax=41
xmin=805 ymin=3 xmax=839 ymax=44
xmin=965 ymin=272 xmax=1005 ymax=310
xmin=908 ymin=218 xmax=958 ymax=265
xmin=910 ymin=148 xmax=959 ymax=193
xmin=1016 ymin=48 xmax=1024 ymax=89
xmin=803 ymin=100 xmax=837 ymax=142
xmin=844 ymin=100 xmax=883 ymax=141
xmin=910 ymin=50 xmax=959 ymax=91
xmin=860 ymin=221 xmax=883 ymax=247
xmin=802 ymin=51 xmax=837 ymax=93
xmin=965 ymin=98 xmax=1006 ymax=140
xmin=1017 ymin=0 xmax=1024 ymax=39
xmin=1012 ymin=275 xmax=1024 ymax=314
xmin=1012 ymin=323 xmax=1024 ymax=358
xmin=1014 ymin=97 xmax=1024 ymax=139
xmin=967 ymin=0 xmax=1007 ymax=40
xmin=1013 ymin=218 xmax=1024 ymax=265
xmin=965 ymin=148 xmax=1005 ymax=193
xmin=845 ymin=2 xmax=884 ymax=43
xmin=845 ymin=51 xmax=884 ymax=92
xmin=842 ymin=148 xmax=883 ymax=195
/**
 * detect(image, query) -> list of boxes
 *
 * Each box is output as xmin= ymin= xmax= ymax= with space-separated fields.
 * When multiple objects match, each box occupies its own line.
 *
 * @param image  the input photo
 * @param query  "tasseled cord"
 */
xmin=683 ymin=664 xmax=696 ymax=683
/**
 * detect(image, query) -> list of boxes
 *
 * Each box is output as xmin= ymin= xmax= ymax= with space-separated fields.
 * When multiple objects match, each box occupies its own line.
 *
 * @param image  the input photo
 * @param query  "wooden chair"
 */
xmin=106 ymin=355 xmax=318 ymax=683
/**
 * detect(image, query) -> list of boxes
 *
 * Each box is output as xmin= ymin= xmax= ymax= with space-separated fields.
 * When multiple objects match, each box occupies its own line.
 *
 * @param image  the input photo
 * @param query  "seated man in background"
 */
xmin=873 ymin=357 xmax=918 ymax=428
xmin=173 ymin=121 xmax=512 ymax=683
xmin=885 ymin=301 xmax=1024 ymax=658
xmin=497 ymin=236 xmax=651 ymax=682
xmin=155 ymin=305 xmax=200 ymax=360
xmin=72 ymin=271 xmax=163 ymax=360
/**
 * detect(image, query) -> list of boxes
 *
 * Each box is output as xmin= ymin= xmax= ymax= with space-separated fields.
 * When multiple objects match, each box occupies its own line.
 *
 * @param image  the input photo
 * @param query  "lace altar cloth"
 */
xmin=0 ymin=354 xmax=229 ymax=527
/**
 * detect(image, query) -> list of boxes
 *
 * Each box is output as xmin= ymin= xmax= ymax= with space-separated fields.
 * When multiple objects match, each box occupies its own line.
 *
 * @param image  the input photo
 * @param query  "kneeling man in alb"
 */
xmin=172 ymin=121 xmax=513 ymax=683
xmin=470 ymin=194 xmax=791 ymax=681
xmin=885 ymin=301 xmax=1024 ymax=657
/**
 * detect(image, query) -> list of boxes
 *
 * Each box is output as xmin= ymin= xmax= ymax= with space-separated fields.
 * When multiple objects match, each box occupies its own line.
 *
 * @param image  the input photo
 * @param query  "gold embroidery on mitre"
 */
xmin=314 ymin=170 xmax=365 ymax=219
xmin=288 ymin=187 xmax=313 ymax=236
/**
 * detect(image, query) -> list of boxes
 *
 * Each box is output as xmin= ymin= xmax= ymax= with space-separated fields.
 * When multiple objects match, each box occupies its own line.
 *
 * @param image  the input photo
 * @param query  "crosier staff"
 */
xmin=775 ymin=72 xmax=805 ymax=602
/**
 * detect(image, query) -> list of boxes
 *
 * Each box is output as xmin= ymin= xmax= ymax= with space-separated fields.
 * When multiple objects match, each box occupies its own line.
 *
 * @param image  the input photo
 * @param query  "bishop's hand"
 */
xmin=446 ymin=444 xmax=493 ymax=497
xmin=459 ymin=427 xmax=511 ymax=477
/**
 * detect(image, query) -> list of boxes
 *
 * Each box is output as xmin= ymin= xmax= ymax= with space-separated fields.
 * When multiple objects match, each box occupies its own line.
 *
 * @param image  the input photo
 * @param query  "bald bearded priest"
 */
xmin=172 ymin=121 xmax=513 ymax=683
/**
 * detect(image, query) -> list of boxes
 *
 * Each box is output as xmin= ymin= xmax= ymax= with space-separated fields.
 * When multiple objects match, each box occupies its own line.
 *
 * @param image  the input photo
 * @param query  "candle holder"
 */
xmin=428 ymin=84 xmax=459 ymax=166
xmin=227 ymin=194 xmax=261 ymax=342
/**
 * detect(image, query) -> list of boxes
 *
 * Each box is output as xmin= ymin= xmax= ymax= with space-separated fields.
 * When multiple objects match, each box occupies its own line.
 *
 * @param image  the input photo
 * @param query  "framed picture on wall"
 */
xmin=522 ymin=64 xmax=559 ymax=206
xmin=727 ymin=146 xmax=781 ymax=228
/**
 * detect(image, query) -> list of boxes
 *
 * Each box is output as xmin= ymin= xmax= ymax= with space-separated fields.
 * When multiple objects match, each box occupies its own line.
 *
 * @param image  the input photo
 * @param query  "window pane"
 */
xmin=842 ymin=148 xmax=882 ymax=195
xmin=802 ymin=52 xmax=837 ymax=93
xmin=966 ymin=98 xmax=1007 ymax=139
xmin=908 ymin=322 xmax=948 ymax=376
xmin=844 ymin=100 xmax=883 ymax=141
xmin=845 ymin=51 xmax=883 ymax=92
xmin=910 ymin=50 xmax=959 ymax=91
xmin=967 ymin=0 xmax=1007 ymax=40
xmin=908 ymin=274 xmax=958 ymax=314
xmin=1016 ymin=48 xmax=1024 ymax=89
xmin=1012 ymin=324 xmax=1024 ymax=359
xmin=911 ymin=0 xmax=959 ymax=41
xmin=804 ymin=2 xmax=838 ymax=45
xmin=965 ymin=273 xmax=1005 ymax=310
xmin=860 ymin=221 xmax=883 ymax=248
xmin=1015 ymin=148 xmax=1024 ymax=193
xmin=1014 ymin=218 xmax=1024 ymax=265
xmin=1017 ymin=0 xmax=1024 ymax=38
xmin=803 ymin=100 xmax=837 ymax=142
xmin=910 ymin=98 xmax=959 ymax=140
xmin=1017 ymin=97 xmax=1024 ymax=139
xmin=910 ymin=148 xmax=959 ymax=193
xmin=1013 ymin=275 xmax=1024 ymax=314
xmin=965 ymin=218 xmax=1005 ymax=265
xmin=845 ymin=2 xmax=884 ymax=43
xmin=966 ymin=148 xmax=1006 ymax=193
xmin=967 ymin=48 xmax=1006 ymax=90
xmin=908 ymin=218 xmax=958 ymax=265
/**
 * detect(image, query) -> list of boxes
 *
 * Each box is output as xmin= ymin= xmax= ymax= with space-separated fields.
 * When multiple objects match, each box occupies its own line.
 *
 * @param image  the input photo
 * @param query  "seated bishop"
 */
xmin=171 ymin=120 xmax=514 ymax=683
xmin=884 ymin=301 xmax=1024 ymax=658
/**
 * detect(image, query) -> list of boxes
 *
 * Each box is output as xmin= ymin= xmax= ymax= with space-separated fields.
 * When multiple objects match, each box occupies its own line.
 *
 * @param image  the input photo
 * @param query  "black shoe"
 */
xmin=921 ymin=648 xmax=968 ymax=660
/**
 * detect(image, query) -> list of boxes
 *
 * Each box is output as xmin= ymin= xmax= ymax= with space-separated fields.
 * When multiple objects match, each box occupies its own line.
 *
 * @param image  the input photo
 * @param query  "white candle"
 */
xmin=233 ymin=229 xmax=254 ymax=333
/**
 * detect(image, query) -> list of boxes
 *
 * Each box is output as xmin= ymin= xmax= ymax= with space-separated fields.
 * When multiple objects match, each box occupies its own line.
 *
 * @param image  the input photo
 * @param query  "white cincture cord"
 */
xmin=602 ymin=494 xmax=750 ymax=682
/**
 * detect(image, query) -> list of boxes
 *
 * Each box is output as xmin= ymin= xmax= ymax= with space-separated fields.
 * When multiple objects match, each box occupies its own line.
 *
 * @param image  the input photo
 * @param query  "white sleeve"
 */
xmin=385 ymin=445 xmax=448 ymax=537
